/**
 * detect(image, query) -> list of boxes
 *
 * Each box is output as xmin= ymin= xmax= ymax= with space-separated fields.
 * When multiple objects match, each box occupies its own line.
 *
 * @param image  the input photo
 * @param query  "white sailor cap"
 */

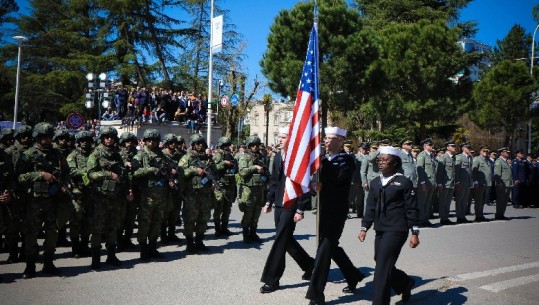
xmin=324 ymin=126 xmax=347 ymax=138
xmin=378 ymin=146 xmax=401 ymax=157
xmin=278 ymin=127 xmax=289 ymax=135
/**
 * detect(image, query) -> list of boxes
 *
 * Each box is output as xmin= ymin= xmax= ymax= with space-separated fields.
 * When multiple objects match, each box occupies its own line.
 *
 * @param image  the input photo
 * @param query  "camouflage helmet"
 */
xmin=163 ymin=133 xmax=177 ymax=145
xmin=14 ymin=125 xmax=33 ymax=138
xmin=75 ymin=131 xmax=93 ymax=143
xmin=53 ymin=129 xmax=70 ymax=141
xmin=217 ymin=136 xmax=232 ymax=148
xmin=32 ymin=122 xmax=55 ymax=138
xmin=189 ymin=134 xmax=207 ymax=146
xmin=99 ymin=126 xmax=118 ymax=139
xmin=176 ymin=135 xmax=185 ymax=144
xmin=143 ymin=128 xmax=161 ymax=141
xmin=119 ymin=132 xmax=137 ymax=144
xmin=246 ymin=135 xmax=262 ymax=147
xmin=0 ymin=128 xmax=15 ymax=141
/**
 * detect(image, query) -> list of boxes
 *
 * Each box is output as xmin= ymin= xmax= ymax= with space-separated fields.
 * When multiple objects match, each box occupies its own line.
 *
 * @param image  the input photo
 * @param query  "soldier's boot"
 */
xmin=105 ymin=245 xmax=122 ymax=267
xmin=148 ymin=240 xmax=165 ymax=259
xmin=195 ymin=235 xmax=209 ymax=252
xmin=160 ymin=224 xmax=169 ymax=244
xmin=214 ymin=222 xmax=222 ymax=237
xmin=250 ymin=226 xmax=262 ymax=243
xmin=221 ymin=222 xmax=233 ymax=235
xmin=90 ymin=248 xmax=101 ymax=270
xmin=23 ymin=257 xmax=36 ymax=279
xmin=140 ymin=243 xmax=151 ymax=261
xmin=42 ymin=252 xmax=61 ymax=275
xmin=123 ymin=229 xmax=136 ymax=249
xmin=7 ymin=240 xmax=19 ymax=263
xmin=186 ymin=236 xmax=197 ymax=254
xmin=71 ymin=237 xmax=81 ymax=258
xmin=167 ymin=225 xmax=181 ymax=243
xmin=56 ymin=226 xmax=70 ymax=247
xmin=242 ymin=227 xmax=252 ymax=244
xmin=78 ymin=235 xmax=91 ymax=257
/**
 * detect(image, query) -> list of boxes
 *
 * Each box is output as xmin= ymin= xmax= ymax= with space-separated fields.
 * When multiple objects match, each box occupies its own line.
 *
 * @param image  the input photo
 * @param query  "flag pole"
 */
xmin=313 ymin=0 xmax=322 ymax=250
xmin=207 ymin=0 xmax=215 ymax=145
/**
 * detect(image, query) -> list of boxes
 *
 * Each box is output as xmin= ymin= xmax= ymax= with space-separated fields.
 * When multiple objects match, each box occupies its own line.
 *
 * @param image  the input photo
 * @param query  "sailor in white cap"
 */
xmin=359 ymin=145 xmax=420 ymax=304
xmin=259 ymin=126 xmax=314 ymax=294
xmin=306 ymin=126 xmax=365 ymax=305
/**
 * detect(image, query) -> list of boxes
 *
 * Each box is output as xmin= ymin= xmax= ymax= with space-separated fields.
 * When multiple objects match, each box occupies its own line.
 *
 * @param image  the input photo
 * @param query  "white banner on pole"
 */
xmin=211 ymin=15 xmax=223 ymax=54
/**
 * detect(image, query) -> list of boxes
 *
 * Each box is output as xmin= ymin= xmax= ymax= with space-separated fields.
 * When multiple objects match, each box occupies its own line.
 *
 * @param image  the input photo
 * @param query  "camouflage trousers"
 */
xmin=3 ymin=199 xmax=26 ymax=257
xmin=70 ymin=195 xmax=92 ymax=242
xmin=239 ymin=185 xmax=266 ymax=228
xmin=137 ymin=188 xmax=167 ymax=244
xmin=90 ymin=195 xmax=121 ymax=249
xmin=213 ymin=184 xmax=237 ymax=226
xmin=24 ymin=198 xmax=58 ymax=258
xmin=182 ymin=189 xmax=213 ymax=238
xmin=118 ymin=190 xmax=139 ymax=237
xmin=162 ymin=189 xmax=182 ymax=230
xmin=56 ymin=197 xmax=75 ymax=230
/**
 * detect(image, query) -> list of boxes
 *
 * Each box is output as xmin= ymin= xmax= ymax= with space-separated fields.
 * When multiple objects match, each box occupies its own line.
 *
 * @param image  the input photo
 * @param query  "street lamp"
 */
xmin=12 ymin=35 xmax=29 ymax=129
xmin=217 ymin=79 xmax=224 ymax=117
xmin=85 ymin=72 xmax=110 ymax=121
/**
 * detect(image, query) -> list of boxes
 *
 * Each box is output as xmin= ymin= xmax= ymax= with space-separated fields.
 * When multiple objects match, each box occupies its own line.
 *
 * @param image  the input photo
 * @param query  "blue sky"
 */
xmin=12 ymin=0 xmax=538 ymax=97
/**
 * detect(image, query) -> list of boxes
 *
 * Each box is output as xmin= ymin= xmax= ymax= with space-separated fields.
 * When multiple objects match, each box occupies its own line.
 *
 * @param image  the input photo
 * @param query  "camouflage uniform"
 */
xmin=17 ymin=123 xmax=70 ymax=278
xmin=174 ymin=135 xmax=187 ymax=227
xmin=66 ymin=131 xmax=94 ymax=258
xmin=238 ymin=136 xmax=269 ymax=243
xmin=3 ymin=125 xmax=32 ymax=263
xmin=212 ymin=137 xmax=238 ymax=236
xmin=117 ymin=132 xmax=139 ymax=250
xmin=178 ymin=134 xmax=216 ymax=253
xmin=0 ymin=145 xmax=15 ymax=261
xmin=132 ymin=129 xmax=175 ymax=260
xmin=160 ymin=133 xmax=183 ymax=243
xmin=0 ymin=128 xmax=15 ymax=150
xmin=87 ymin=127 xmax=127 ymax=269
xmin=53 ymin=129 xmax=75 ymax=247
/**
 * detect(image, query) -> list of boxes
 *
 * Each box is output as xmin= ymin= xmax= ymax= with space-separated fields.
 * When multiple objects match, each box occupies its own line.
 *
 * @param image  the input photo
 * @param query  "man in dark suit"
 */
xmin=260 ymin=127 xmax=315 ymax=293
xmin=307 ymin=127 xmax=365 ymax=305
xmin=511 ymin=149 xmax=529 ymax=208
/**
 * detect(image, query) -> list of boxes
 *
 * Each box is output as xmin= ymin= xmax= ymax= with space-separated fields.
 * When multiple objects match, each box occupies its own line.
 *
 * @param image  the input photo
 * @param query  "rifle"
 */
xmin=223 ymin=152 xmax=238 ymax=175
xmin=34 ymin=154 xmax=74 ymax=199
xmin=253 ymin=153 xmax=270 ymax=183
xmin=196 ymin=159 xmax=221 ymax=190
xmin=101 ymin=160 xmax=127 ymax=183
xmin=149 ymin=157 xmax=179 ymax=190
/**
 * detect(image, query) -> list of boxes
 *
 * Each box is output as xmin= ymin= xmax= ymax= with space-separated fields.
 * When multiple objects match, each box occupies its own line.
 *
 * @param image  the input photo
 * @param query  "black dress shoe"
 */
xmin=456 ymin=218 xmax=470 ymax=224
xmin=495 ymin=215 xmax=511 ymax=221
xmin=302 ymin=269 xmax=312 ymax=281
xmin=474 ymin=217 xmax=490 ymax=222
xmin=342 ymin=285 xmax=356 ymax=293
xmin=308 ymin=300 xmax=325 ymax=305
xmin=260 ymin=282 xmax=279 ymax=294
xmin=440 ymin=219 xmax=455 ymax=225
xmin=402 ymin=278 xmax=415 ymax=303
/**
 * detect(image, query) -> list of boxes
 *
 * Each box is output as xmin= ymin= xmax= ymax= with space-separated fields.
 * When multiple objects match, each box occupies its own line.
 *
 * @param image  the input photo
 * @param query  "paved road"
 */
xmin=1 ymin=203 xmax=538 ymax=305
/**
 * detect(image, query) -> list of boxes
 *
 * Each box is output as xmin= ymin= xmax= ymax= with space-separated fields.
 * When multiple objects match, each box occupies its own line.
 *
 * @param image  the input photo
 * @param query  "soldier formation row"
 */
xmin=348 ymin=138 xmax=538 ymax=227
xmin=0 ymin=124 xmax=271 ymax=280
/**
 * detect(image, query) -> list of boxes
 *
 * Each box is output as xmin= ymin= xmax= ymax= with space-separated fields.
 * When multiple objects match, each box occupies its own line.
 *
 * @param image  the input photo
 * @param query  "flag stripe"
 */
xmin=282 ymin=24 xmax=321 ymax=209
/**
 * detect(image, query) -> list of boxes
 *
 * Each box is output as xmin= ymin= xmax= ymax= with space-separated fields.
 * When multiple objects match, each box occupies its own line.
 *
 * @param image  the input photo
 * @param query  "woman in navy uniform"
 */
xmin=307 ymin=127 xmax=365 ymax=305
xmin=359 ymin=146 xmax=420 ymax=305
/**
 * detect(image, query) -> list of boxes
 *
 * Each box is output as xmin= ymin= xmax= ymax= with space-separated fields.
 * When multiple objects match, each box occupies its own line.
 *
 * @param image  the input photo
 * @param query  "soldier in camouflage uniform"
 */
xmin=132 ymin=129 xmax=176 ymax=260
xmin=53 ymin=129 xmax=74 ymax=247
xmin=117 ymin=132 xmax=139 ymax=250
xmin=160 ymin=133 xmax=183 ymax=243
xmin=66 ymin=131 xmax=94 ymax=258
xmin=87 ymin=127 xmax=127 ymax=269
xmin=178 ymin=134 xmax=217 ymax=253
xmin=0 ymin=128 xmax=15 ymax=150
xmin=17 ymin=122 xmax=71 ymax=278
xmin=1 ymin=146 xmax=14 ymax=282
xmin=213 ymin=136 xmax=238 ymax=236
xmin=238 ymin=136 xmax=269 ymax=244
xmin=175 ymin=135 xmax=187 ymax=227
xmin=3 ymin=125 xmax=33 ymax=263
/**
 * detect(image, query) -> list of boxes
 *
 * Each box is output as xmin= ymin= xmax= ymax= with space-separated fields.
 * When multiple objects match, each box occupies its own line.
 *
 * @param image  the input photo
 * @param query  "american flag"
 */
xmin=283 ymin=25 xmax=321 ymax=209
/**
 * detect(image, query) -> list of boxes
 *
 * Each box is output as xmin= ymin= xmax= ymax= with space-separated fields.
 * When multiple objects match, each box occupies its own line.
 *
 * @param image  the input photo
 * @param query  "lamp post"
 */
xmin=216 ymin=79 xmax=223 ymax=117
xmin=529 ymin=24 xmax=539 ymax=154
xmin=85 ymin=72 xmax=110 ymax=122
xmin=12 ymin=35 xmax=29 ymax=129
